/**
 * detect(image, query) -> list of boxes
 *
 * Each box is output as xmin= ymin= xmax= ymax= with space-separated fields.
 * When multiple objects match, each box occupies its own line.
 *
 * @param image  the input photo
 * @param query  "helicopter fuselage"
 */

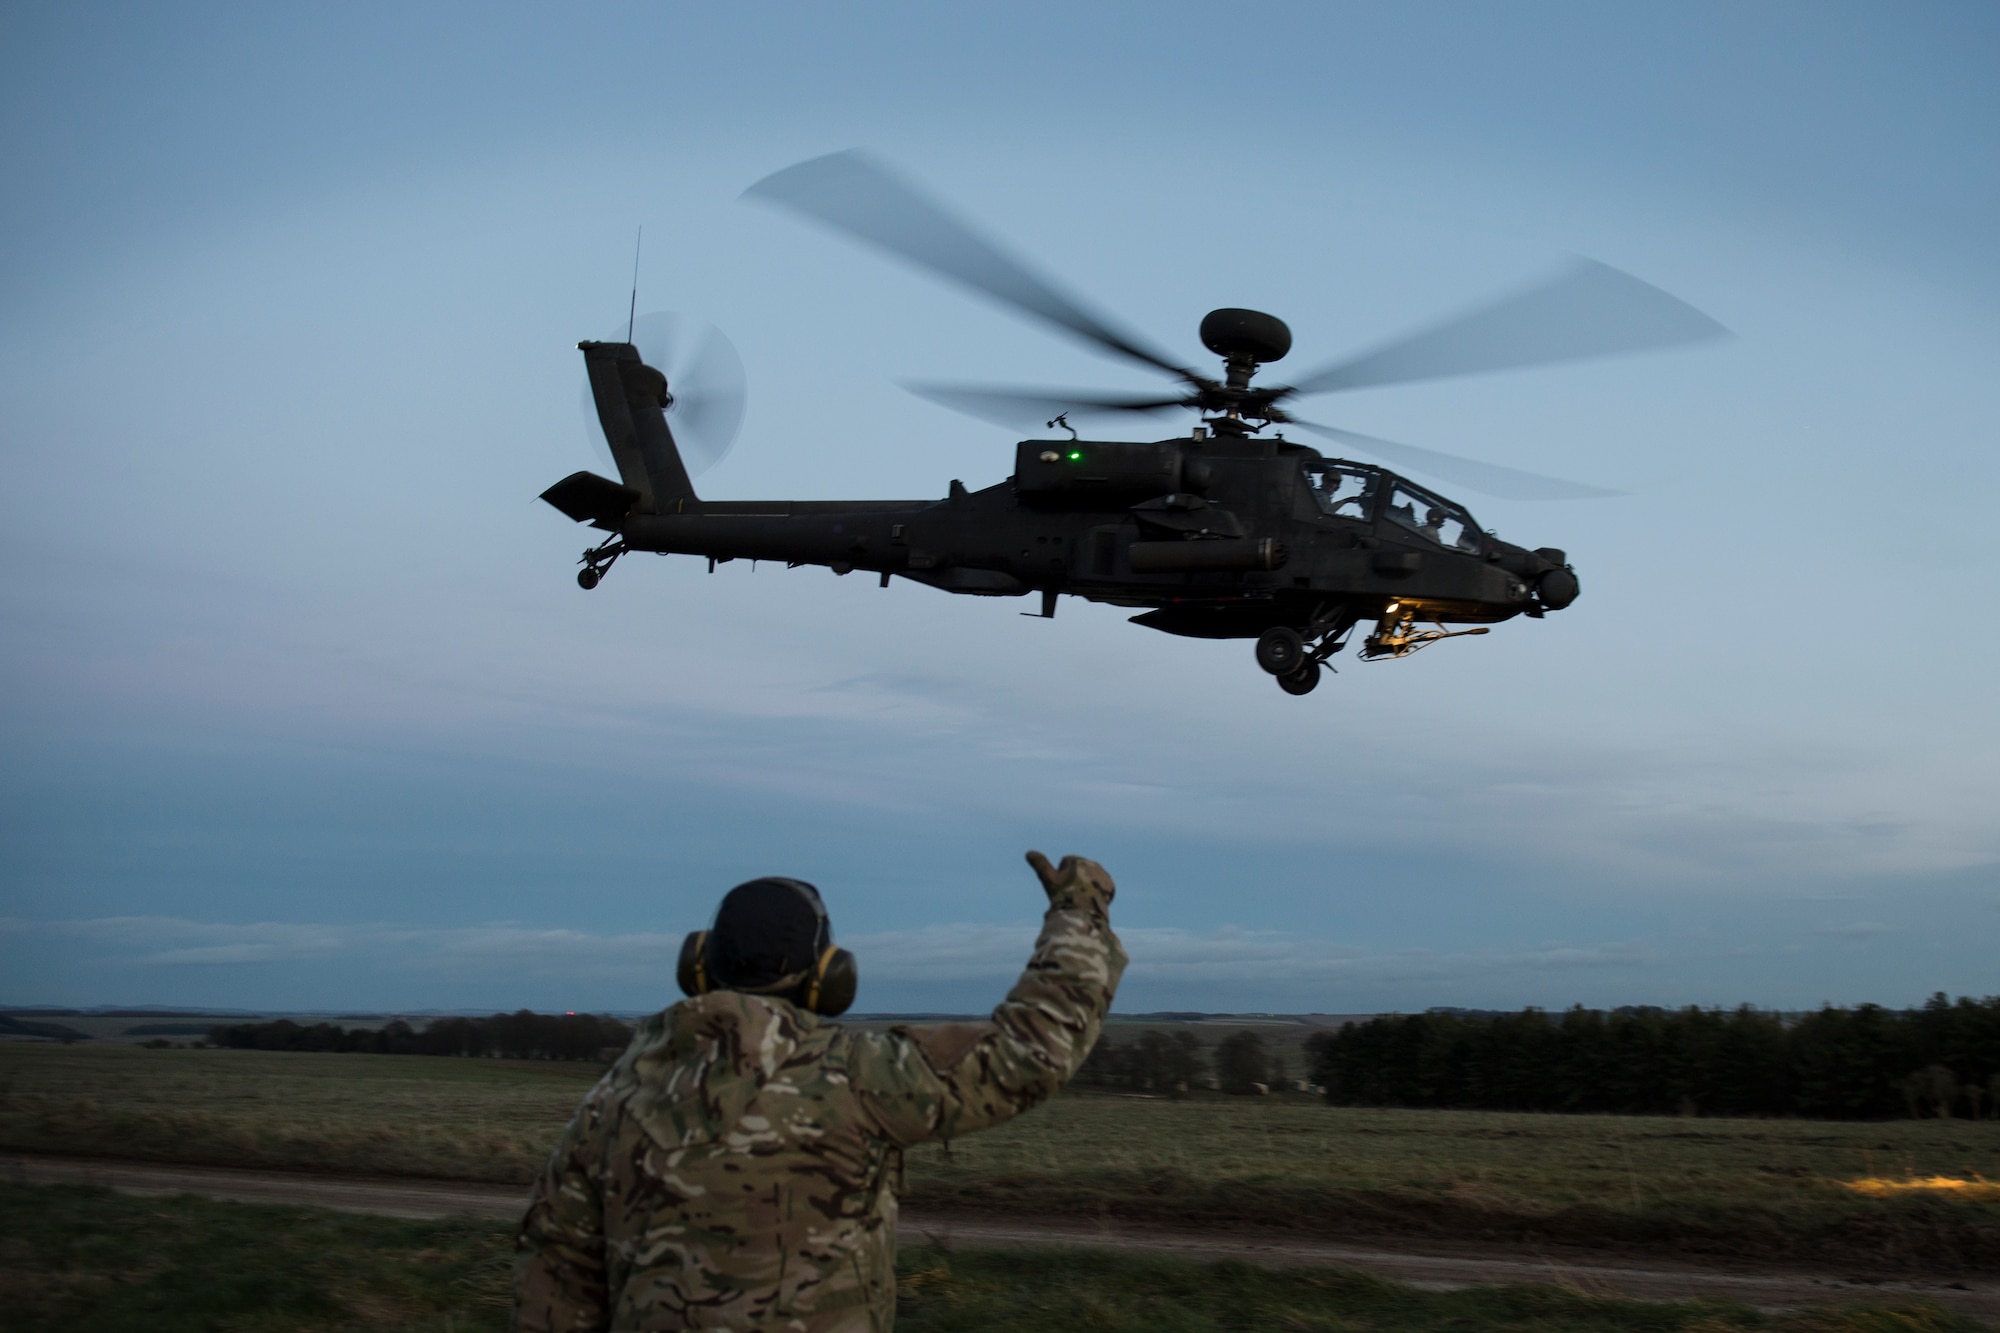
xmin=544 ymin=340 xmax=1579 ymax=691
xmin=606 ymin=434 xmax=1574 ymax=648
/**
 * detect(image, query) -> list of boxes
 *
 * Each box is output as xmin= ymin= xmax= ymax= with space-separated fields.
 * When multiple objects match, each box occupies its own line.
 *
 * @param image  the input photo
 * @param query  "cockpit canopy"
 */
xmin=1302 ymin=461 xmax=1484 ymax=554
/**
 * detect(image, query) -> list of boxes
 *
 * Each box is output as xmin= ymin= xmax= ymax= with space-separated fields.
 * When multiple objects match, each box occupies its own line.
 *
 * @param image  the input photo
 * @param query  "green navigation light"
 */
xmin=1067 ymin=450 xmax=1083 ymax=462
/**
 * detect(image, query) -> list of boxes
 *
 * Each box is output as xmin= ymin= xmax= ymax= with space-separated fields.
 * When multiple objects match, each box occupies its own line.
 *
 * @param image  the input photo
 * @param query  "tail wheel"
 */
xmin=1255 ymin=627 xmax=1306 ymax=676
xmin=1276 ymin=663 xmax=1320 ymax=695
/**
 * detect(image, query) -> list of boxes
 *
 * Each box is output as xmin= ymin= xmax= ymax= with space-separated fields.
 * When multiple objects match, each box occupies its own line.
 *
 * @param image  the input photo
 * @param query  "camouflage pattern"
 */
xmin=515 ymin=852 xmax=1125 ymax=1331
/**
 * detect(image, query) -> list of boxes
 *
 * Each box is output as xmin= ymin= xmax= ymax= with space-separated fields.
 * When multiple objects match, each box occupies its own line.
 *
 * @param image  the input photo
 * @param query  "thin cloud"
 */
xmin=843 ymin=923 xmax=1658 ymax=986
xmin=1812 ymin=921 xmax=1899 ymax=939
xmin=0 ymin=915 xmax=1654 ymax=991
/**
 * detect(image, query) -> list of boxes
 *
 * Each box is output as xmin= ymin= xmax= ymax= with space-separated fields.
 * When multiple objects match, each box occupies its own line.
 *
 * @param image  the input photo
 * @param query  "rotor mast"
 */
xmin=1195 ymin=307 xmax=1292 ymax=435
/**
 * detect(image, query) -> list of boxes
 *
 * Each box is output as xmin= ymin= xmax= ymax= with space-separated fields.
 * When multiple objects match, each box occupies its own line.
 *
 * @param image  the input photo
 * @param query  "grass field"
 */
xmin=2 ymin=1182 xmax=1986 ymax=1333
xmin=0 ymin=1041 xmax=593 ymax=1181
xmin=4 ymin=1043 xmax=1998 ymax=1271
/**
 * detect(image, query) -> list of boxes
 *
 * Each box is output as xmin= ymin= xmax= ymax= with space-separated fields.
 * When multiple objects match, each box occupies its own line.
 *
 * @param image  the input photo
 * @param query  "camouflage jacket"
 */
xmin=515 ymin=874 xmax=1124 ymax=1331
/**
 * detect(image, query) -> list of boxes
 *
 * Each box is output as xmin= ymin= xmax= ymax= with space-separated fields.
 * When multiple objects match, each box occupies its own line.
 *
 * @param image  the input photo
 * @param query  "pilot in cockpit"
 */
xmin=1312 ymin=467 xmax=1375 ymax=520
xmin=1419 ymin=506 xmax=1448 ymax=542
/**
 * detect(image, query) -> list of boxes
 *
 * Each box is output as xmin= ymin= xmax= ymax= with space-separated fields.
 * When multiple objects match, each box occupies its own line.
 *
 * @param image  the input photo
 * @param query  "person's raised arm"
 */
xmin=845 ymin=850 xmax=1127 ymax=1145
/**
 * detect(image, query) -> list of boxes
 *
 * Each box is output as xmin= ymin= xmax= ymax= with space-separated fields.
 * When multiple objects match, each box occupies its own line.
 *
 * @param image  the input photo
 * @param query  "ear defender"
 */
xmin=676 ymin=930 xmax=712 ymax=997
xmin=803 ymin=944 xmax=858 ymax=1018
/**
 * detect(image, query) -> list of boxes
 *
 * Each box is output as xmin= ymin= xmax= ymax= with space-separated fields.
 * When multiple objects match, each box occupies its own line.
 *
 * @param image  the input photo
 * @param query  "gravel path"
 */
xmin=5 ymin=1151 xmax=1993 ymax=1318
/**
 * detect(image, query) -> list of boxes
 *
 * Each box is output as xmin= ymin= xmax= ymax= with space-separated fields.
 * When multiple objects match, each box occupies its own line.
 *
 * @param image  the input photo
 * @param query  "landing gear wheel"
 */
xmin=1255 ymin=627 xmax=1306 ymax=676
xmin=1276 ymin=663 xmax=1320 ymax=695
xmin=574 ymin=537 xmax=625 ymax=590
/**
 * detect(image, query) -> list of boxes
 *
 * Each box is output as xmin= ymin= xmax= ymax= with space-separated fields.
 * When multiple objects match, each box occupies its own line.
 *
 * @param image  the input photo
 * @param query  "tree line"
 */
xmin=1306 ymin=994 xmax=2000 ymax=1119
xmin=1076 ymin=1028 xmax=1289 ymax=1096
xmin=208 ymin=1011 xmax=633 ymax=1062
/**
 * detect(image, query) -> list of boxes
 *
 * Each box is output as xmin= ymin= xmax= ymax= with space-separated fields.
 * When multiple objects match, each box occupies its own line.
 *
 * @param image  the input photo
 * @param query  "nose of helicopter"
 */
xmin=1532 ymin=548 xmax=1580 ymax=610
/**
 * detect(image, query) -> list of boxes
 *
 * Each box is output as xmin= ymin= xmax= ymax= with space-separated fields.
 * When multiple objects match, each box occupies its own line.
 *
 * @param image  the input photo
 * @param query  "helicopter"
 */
xmin=540 ymin=151 xmax=1725 ymax=694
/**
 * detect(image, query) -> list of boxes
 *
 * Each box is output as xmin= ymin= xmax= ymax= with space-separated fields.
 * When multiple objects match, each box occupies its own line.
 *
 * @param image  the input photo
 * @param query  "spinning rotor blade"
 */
xmin=580 ymin=312 xmax=747 ymax=478
xmin=745 ymin=150 xmax=1195 ymax=381
xmin=1283 ymin=259 xmax=1727 ymax=398
xmin=665 ymin=319 xmax=749 ymax=477
xmin=906 ymin=382 xmax=1192 ymax=430
xmin=1290 ymin=420 xmax=1622 ymax=501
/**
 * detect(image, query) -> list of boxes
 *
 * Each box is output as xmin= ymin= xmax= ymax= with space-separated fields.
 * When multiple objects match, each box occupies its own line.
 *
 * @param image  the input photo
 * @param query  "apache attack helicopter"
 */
xmin=541 ymin=151 xmax=1724 ymax=694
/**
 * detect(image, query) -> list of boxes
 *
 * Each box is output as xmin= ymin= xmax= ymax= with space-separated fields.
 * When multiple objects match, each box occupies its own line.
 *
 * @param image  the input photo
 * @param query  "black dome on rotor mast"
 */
xmin=1199 ymin=308 xmax=1292 ymax=365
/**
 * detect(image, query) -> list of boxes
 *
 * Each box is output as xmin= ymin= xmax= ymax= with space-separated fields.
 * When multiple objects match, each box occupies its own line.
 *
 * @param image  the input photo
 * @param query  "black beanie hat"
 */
xmin=708 ymin=877 xmax=830 ymax=989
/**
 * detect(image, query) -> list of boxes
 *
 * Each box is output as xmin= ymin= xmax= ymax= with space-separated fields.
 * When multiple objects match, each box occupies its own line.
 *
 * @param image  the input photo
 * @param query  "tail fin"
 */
xmin=579 ymin=340 xmax=697 ymax=512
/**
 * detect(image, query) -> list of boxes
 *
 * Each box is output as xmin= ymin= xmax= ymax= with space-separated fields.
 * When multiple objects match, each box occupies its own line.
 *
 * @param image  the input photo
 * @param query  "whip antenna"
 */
xmin=627 ymin=226 xmax=642 ymax=344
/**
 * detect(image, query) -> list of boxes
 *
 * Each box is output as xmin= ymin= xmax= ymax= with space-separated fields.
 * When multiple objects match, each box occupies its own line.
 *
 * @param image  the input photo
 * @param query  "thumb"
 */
xmin=1025 ymin=849 xmax=1058 ymax=890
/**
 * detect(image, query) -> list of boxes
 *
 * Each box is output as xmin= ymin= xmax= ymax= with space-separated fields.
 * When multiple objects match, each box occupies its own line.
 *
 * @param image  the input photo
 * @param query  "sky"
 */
xmin=2 ymin=1 xmax=1996 ymax=1016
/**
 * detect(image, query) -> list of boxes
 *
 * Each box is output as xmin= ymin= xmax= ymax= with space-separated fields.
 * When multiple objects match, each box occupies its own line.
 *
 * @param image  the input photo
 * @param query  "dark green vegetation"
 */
xmin=0 ymin=1015 xmax=92 ymax=1042
xmin=909 ymin=1099 xmax=2000 ymax=1273
xmin=1079 ymin=1026 xmax=1209 ymax=1094
xmin=4 ymin=1043 xmax=1998 ymax=1272
xmin=2 ymin=1184 xmax=1985 ymax=1333
xmin=896 ymin=1250 xmax=1988 ymax=1333
xmin=1081 ymin=1026 xmax=1291 ymax=1095
xmin=1309 ymin=996 xmax=2000 ymax=1120
xmin=0 ymin=1182 xmax=510 ymax=1332
xmin=209 ymin=1011 xmax=633 ymax=1061
xmin=0 ymin=1042 xmax=596 ymax=1182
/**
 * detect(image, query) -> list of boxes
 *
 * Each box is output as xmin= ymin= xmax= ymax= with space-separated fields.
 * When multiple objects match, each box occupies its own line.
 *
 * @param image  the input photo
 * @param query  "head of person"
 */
xmin=676 ymin=878 xmax=858 ymax=1017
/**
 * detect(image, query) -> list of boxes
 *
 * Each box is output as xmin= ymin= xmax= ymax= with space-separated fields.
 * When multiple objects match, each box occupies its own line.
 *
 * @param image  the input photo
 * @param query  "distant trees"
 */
xmin=410 ymin=1011 xmax=633 ymax=1062
xmin=1075 ymin=1028 xmax=1290 ymax=1096
xmin=1076 ymin=1028 xmax=1207 ymax=1096
xmin=1214 ymin=1031 xmax=1269 ymax=1095
xmin=1306 ymin=994 xmax=2000 ymax=1120
xmin=208 ymin=1011 xmax=633 ymax=1062
xmin=203 ymin=993 xmax=2000 ymax=1120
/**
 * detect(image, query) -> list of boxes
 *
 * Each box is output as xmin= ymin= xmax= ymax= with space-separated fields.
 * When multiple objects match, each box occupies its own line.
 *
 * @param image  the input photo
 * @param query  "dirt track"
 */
xmin=5 ymin=1152 xmax=1995 ymax=1319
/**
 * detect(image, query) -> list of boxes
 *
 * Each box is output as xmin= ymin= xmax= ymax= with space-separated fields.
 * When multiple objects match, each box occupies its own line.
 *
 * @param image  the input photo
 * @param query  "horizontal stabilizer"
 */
xmin=540 ymin=471 xmax=642 ymax=530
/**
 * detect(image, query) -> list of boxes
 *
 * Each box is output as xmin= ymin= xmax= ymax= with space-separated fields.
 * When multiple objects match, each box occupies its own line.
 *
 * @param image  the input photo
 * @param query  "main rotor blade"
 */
xmin=745 ymin=150 xmax=1194 ymax=380
xmin=1290 ymin=420 xmax=1622 ymax=501
xmin=907 ymin=382 xmax=1192 ymax=430
xmin=1283 ymin=259 xmax=1727 ymax=398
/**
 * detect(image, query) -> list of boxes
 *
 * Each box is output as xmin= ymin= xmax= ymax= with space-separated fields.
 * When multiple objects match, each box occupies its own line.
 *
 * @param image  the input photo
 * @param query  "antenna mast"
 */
xmin=626 ymin=226 xmax=642 ymax=344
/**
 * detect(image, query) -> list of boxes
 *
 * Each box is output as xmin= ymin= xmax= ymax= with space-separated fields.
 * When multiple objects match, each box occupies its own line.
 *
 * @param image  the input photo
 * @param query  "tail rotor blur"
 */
xmin=580 ymin=311 xmax=747 ymax=478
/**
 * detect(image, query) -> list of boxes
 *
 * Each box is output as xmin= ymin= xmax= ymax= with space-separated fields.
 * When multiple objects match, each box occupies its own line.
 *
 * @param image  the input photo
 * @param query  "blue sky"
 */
xmin=2 ymin=1 xmax=1996 ymax=1014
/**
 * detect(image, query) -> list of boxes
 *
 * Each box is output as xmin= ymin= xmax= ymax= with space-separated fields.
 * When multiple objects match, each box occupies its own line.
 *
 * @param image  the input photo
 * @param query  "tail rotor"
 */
xmin=580 ymin=311 xmax=747 ymax=478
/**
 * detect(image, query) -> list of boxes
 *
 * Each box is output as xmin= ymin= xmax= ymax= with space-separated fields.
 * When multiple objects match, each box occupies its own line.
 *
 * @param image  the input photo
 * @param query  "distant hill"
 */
xmin=0 ymin=1015 xmax=91 ymax=1041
